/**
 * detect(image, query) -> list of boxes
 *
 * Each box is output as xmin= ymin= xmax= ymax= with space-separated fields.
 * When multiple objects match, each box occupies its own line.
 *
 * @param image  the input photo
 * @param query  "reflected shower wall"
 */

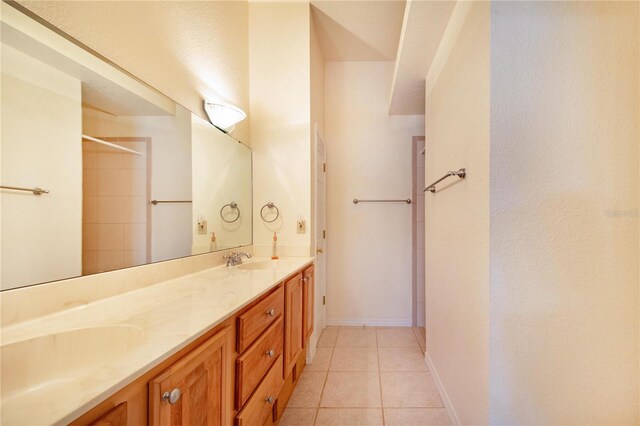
xmin=82 ymin=137 xmax=150 ymax=275
xmin=82 ymin=106 xmax=194 ymax=265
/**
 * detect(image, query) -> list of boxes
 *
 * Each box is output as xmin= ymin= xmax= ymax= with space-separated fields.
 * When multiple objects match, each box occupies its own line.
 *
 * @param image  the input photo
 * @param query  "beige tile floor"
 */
xmin=280 ymin=326 xmax=450 ymax=426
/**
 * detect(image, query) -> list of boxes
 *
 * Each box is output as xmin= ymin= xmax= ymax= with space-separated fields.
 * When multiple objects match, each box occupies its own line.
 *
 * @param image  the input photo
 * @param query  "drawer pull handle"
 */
xmin=265 ymin=396 xmax=274 ymax=404
xmin=162 ymin=388 xmax=181 ymax=405
xmin=266 ymin=349 xmax=275 ymax=357
xmin=266 ymin=308 xmax=275 ymax=317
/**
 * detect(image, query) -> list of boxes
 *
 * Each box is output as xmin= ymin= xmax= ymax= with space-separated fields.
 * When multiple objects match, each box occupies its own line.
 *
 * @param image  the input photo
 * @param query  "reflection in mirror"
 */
xmin=80 ymin=97 xmax=193 ymax=275
xmin=191 ymin=115 xmax=252 ymax=254
xmin=0 ymin=6 xmax=251 ymax=291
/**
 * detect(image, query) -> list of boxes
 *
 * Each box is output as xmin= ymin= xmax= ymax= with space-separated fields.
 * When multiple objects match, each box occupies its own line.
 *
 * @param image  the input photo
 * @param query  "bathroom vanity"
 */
xmin=1 ymin=257 xmax=315 ymax=425
xmin=0 ymin=4 xmax=319 ymax=425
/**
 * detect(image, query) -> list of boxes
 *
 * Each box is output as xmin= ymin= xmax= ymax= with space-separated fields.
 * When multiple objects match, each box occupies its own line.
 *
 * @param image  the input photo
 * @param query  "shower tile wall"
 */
xmin=82 ymin=137 xmax=150 ymax=275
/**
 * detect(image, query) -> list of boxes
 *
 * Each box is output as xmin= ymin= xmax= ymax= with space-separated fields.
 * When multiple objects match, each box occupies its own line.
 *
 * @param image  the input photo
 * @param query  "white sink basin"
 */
xmin=1 ymin=324 xmax=144 ymax=402
xmin=237 ymin=260 xmax=298 ymax=271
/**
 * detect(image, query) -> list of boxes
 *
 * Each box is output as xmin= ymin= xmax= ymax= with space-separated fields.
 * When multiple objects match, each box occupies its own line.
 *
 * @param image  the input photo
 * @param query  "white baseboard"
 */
xmin=306 ymin=327 xmax=319 ymax=363
xmin=424 ymin=351 xmax=460 ymax=426
xmin=306 ymin=342 xmax=316 ymax=363
xmin=326 ymin=318 xmax=412 ymax=327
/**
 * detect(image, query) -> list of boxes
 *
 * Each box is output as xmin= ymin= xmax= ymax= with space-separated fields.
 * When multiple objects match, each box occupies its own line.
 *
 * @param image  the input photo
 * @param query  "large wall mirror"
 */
xmin=0 ymin=5 xmax=252 ymax=291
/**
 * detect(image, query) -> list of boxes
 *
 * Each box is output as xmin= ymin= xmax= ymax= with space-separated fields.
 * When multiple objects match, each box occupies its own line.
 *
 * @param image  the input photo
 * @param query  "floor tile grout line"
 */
xmin=288 ymin=328 xmax=427 ymax=424
xmin=411 ymin=327 xmax=427 ymax=355
xmin=375 ymin=327 xmax=385 ymax=426
xmin=314 ymin=327 xmax=337 ymax=424
xmin=312 ymin=326 xmax=442 ymax=423
xmin=319 ymin=405 xmax=443 ymax=409
xmin=412 ymin=326 xmax=427 ymax=355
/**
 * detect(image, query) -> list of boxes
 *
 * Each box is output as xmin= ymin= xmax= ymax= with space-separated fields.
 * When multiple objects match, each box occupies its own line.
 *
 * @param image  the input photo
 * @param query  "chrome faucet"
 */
xmin=224 ymin=251 xmax=252 ymax=267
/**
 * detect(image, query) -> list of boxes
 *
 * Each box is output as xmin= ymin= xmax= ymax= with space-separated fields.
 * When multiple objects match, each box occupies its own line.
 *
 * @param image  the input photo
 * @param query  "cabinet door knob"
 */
xmin=265 ymin=349 xmax=275 ymax=357
xmin=266 ymin=308 xmax=275 ymax=317
xmin=265 ymin=395 xmax=274 ymax=404
xmin=316 ymin=248 xmax=324 ymax=254
xmin=162 ymin=388 xmax=181 ymax=405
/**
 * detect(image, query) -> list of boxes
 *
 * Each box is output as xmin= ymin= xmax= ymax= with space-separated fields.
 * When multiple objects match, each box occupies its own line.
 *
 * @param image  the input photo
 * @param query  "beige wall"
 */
xmin=16 ymin=0 xmax=251 ymax=144
xmin=489 ymin=2 xmax=639 ymax=423
xmin=424 ymin=2 xmax=490 ymax=424
xmin=325 ymin=61 xmax=424 ymax=326
xmin=425 ymin=2 xmax=640 ymax=424
xmin=1 ymin=44 xmax=83 ymax=291
xmin=310 ymin=12 xmax=325 ymax=258
xmin=249 ymin=2 xmax=312 ymax=257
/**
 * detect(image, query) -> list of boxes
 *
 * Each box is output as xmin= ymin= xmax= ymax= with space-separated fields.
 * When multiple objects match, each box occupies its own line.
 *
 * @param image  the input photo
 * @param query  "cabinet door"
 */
xmin=89 ymin=402 xmax=127 ymax=426
xmin=149 ymin=327 xmax=229 ymax=426
xmin=284 ymin=273 xmax=304 ymax=376
xmin=302 ymin=265 xmax=315 ymax=340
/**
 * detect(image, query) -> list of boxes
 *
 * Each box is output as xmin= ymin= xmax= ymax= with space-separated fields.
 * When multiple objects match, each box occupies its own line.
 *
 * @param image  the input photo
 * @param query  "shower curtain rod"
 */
xmin=82 ymin=134 xmax=143 ymax=156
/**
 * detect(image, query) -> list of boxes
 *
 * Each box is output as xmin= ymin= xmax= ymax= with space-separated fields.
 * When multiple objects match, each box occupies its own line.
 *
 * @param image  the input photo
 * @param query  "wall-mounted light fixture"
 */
xmin=203 ymin=101 xmax=246 ymax=134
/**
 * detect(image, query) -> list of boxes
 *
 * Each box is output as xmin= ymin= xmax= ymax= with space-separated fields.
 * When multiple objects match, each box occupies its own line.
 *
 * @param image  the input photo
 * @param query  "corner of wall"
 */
xmin=249 ymin=1 xmax=312 ymax=255
xmin=424 ymin=351 xmax=461 ymax=426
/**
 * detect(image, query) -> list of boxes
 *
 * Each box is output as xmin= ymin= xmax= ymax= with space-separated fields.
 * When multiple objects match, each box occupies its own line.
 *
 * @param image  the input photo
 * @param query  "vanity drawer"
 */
xmin=236 ymin=356 xmax=284 ymax=426
xmin=236 ymin=316 xmax=284 ymax=409
xmin=237 ymin=286 xmax=284 ymax=353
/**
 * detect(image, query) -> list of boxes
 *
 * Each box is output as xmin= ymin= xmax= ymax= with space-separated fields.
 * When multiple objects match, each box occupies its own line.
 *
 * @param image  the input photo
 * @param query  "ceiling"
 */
xmin=311 ymin=0 xmax=456 ymax=116
xmin=388 ymin=1 xmax=456 ymax=115
xmin=311 ymin=1 xmax=406 ymax=61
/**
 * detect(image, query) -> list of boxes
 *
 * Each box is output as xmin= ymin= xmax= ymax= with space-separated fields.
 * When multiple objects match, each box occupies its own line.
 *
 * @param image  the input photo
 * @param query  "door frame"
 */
xmin=313 ymin=124 xmax=327 ymax=340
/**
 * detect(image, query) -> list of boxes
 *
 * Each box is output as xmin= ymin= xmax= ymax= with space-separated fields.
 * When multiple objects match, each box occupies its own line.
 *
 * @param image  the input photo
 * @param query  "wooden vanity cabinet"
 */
xmin=302 ymin=265 xmax=315 ymax=341
xmin=72 ymin=263 xmax=314 ymax=426
xmin=149 ymin=327 xmax=230 ymax=426
xmin=284 ymin=273 xmax=304 ymax=376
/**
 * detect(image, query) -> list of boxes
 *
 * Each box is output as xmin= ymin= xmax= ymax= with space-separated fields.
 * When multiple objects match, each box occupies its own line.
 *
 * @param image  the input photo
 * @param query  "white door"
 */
xmin=315 ymin=128 xmax=327 ymax=333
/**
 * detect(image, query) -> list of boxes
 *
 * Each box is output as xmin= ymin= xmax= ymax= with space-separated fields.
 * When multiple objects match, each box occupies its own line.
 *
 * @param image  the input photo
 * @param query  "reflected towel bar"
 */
xmin=149 ymin=200 xmax=192 ymax=205
xmin=424 ymin=168 xmax=466 ymax=193
xmin=353 ymin=199 xmax=411 ymax=204
xmin=220 ymin=201 xmax=240 ymax=223
xmin=1 ymin=185 xmax=49 ymax=195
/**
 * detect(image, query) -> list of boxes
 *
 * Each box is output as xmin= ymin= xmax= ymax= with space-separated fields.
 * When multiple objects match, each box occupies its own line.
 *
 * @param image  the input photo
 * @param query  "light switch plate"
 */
xmin=297 ymin=219 xmax=305 ymax=234
xmin=198 ymin=220 xmax=207 ymax=234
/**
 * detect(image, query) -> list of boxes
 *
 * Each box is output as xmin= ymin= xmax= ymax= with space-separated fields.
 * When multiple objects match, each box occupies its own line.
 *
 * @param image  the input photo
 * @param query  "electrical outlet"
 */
xmin=297 ymin=219 xmax=305 ymax=234
xmin=198 ymin=220 xmax=207 ymax=234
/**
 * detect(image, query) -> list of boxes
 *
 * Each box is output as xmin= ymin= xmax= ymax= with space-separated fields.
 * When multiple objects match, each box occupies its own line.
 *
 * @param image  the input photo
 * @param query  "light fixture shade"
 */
xmin=203 ymin=101 xmax=246 ymax=133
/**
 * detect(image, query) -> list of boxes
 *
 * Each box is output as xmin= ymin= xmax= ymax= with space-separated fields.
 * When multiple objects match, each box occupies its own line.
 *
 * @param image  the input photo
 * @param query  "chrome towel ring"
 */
xmin=220 ymin=202 xmax=240 ymax=223
xmin=260 ymin=202 xmax=280 ymax=223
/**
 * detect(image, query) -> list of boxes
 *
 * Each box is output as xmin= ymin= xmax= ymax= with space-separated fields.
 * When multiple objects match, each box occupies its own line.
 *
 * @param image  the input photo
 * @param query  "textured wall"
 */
xmin=489 ymin=2 xmax=639 ymax=423
xmin=16 ymin=0 xmax=250 ymax=144
xmin=325 ymin=61 xmax=424 ymax=326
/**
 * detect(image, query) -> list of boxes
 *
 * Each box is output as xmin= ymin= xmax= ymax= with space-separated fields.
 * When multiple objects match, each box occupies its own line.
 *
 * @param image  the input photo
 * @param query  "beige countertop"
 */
xmin=0 ymin=256 xmax=314 ymax=426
